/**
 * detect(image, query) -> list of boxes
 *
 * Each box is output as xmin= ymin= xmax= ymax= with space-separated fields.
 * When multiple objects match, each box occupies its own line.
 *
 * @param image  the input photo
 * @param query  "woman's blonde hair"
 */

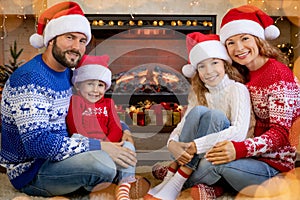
xmin=190 ymin=60 xmax=245 ymax=106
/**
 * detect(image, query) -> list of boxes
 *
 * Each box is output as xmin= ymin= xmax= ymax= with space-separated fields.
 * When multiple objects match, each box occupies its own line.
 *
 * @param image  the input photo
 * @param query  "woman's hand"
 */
xmin=168 ymin=140 xmax=193 ymax=165
xmin=205 ymin=140 xmax=236 ymax=165
xmin=101 ymin=141 xmax=137 ymax=168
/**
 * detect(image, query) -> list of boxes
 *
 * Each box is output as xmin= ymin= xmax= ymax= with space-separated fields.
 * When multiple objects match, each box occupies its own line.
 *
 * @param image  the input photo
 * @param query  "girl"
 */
xmin=145 ymin=32 xmax=253 ymax=200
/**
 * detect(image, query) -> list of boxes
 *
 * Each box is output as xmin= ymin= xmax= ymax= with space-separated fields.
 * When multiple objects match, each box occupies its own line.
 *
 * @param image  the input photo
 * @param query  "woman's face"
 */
xmin=76 ymin=80 xmax=106 ymax=103
xmin=197 ymin=58 xmax=226 ymax=87
xmin=225 ymin=34 xmax=261 ymax=71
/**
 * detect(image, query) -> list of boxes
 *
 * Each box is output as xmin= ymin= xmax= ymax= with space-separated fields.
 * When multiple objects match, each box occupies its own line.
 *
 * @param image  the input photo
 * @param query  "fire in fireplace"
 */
xmin=110 ymin=63 xmax=189 ymax=93
xmin=106 ymin=63 xmax=190 ymax=106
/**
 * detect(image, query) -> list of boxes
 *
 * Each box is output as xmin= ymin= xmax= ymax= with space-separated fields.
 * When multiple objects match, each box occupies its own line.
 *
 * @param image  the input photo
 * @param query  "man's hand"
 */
xmin=168 ymin=140 xmax=193 ymax=166
xmin=205 ymin=140 xmax=236 ymax=165
xmin=101 ymin=141 xmax=137 ymax=168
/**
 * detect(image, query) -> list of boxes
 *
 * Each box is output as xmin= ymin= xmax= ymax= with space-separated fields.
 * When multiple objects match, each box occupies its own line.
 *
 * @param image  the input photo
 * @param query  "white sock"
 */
xmin=153 ymin=171 xmax=188 ymax=200
xmin=148 ymin=170 xmax=175 ymax=196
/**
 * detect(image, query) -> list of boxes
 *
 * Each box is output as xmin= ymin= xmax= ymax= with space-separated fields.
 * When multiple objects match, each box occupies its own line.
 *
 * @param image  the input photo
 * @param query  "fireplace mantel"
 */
xmin=86 ymin=14 xmax=216 ymax=38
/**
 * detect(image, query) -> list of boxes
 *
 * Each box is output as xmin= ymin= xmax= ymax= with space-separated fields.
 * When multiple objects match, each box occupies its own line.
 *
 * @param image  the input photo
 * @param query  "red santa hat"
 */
xmin=30 ymin=1 xmax=91 ymax=49
xmin=182 ymin=32 xmax=232 ymax=78
xmin=220 ymin=5 xmax=280 ymax=43
xmin=72 ymin=55 xmax=112 ymax=90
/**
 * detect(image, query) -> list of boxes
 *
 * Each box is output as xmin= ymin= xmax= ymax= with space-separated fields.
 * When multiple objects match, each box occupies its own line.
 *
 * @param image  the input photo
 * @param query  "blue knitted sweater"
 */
xmin=0 ymin=55 xmax=101 ymax=190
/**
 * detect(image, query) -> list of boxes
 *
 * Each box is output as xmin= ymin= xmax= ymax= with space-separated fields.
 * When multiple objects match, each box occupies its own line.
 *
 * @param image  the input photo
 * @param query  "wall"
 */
xmin=0 ymin=15 xmax=39 ymax=68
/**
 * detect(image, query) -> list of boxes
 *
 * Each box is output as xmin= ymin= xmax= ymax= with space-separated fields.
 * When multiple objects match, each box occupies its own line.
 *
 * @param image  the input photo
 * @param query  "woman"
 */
xmin=185 ymin=5 xmax=300 ymax=199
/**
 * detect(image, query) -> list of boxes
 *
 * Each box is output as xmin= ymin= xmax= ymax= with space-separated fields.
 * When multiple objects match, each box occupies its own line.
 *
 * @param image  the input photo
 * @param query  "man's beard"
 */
xmin=52 ymin=40 xmax=82 ymax=69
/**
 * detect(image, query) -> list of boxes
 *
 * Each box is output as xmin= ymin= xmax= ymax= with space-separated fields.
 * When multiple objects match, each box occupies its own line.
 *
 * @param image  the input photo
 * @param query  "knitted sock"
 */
xmin=190 ymin=183 xmax=224 ymax=200
xmin=148 ymin=166 xmax=176 ymax=195
xmin=116 ymin=182 xmax=131 ymax=200
xmin=153 ymin=168 xmax=189 ymax=200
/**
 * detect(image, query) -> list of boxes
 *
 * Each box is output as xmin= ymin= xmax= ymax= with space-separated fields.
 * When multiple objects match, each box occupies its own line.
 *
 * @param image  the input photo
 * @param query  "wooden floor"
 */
xmin=133 ymin=132 xmax=172 ymax=166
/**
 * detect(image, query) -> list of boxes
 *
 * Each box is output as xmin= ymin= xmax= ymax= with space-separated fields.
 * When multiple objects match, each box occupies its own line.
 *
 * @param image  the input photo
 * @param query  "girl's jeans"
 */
xmin=179 ymin=106 xmax=279 ymax=194
xmin=20 ymin=141 xmax=136 ymax=197
xmin=183 ymin=158 xmax=279 ymax=195
xmin=179 ymin=106 xmax=230 ymax=170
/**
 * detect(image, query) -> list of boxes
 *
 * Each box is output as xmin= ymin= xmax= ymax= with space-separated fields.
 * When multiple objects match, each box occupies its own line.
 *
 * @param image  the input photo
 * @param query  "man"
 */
xmin=0 ymin=1 xmax=140 ymax=198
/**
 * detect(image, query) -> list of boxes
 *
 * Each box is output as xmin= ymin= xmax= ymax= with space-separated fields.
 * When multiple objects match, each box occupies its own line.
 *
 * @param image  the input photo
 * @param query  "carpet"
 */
xmin=0 ymin=161 xmax=232 ymax=200
xmin=1 ymin=163 xmax=299 ymax=200
xmin=0 ymin=162 xmax=193 ymax=200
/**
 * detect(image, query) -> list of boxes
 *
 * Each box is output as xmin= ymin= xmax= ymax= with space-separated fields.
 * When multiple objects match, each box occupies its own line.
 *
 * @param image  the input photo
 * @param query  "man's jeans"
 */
xmin=20 ymin=141 xmax=135 ymax=197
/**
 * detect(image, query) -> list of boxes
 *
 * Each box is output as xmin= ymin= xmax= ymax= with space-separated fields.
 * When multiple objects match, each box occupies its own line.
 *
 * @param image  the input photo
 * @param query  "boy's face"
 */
xmin=76 ymin=79 xmax=106 ymax=103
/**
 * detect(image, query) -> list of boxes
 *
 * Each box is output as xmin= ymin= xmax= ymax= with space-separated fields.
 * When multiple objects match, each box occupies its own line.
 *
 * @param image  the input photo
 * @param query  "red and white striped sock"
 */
xmin=116 ymin=182 xmax=131 ymax=200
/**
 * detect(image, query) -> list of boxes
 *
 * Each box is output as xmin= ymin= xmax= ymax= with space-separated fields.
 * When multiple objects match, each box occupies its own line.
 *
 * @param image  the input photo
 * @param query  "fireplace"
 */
xmin=85 ymin=14 xmax=216 ymax=131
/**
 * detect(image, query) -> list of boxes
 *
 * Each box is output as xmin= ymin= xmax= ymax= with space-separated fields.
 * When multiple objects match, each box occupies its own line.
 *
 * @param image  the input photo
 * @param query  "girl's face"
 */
xmin=225 ymin=34 xmax=262 ymax=71
xmin=197 ymin=58 xmax=226 ymax=87
xmin=76 ymin=80 xmax=106 ymax=103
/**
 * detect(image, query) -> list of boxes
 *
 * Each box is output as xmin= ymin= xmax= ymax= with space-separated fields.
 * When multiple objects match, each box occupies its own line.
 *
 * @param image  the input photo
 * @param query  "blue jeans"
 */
xmin=183 ymin=158 xmax=279 ymax=195
xmin=20 ymin=141 xmax=136 ymax=197
xmin=179 ymin=106 xmax=230 ymax=170
xmin=179 ymin=107 xmax=280 ymax=194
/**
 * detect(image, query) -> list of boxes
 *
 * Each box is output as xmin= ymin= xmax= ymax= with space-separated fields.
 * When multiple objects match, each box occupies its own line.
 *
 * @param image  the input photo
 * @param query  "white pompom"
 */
xmin=29 ymin=33 xmax=44 ymax=49
xmin=265 ymin=25 xmax=280 ymax=40
xmin=182 ymin=64 xmax=196 ymax=78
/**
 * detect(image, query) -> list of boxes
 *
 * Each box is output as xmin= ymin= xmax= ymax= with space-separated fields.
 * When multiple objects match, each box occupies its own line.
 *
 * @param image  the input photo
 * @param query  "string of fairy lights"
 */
xmin=0 ymin=0 xmax=299 ymax=66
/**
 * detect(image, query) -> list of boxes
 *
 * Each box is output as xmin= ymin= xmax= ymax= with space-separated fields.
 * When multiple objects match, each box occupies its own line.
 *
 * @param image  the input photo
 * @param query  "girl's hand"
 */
xmin=205 ymin=140 xmax=236 ymax=165
xmin=168 ymin=140 xmax=193 ymax=165
xmin=186 ymin=141 xmax=197 ymax=155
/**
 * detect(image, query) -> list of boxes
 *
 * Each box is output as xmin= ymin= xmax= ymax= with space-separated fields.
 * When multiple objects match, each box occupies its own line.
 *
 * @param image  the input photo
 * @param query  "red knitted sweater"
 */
xmin=66 ymin=94 xmax=122 ymax=142
xmin=232 ymin=58 xmax=300 ymax=172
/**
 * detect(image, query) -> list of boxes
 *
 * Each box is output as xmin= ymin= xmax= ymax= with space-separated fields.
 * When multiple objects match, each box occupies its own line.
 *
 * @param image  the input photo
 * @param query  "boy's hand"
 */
xmin=101 ymin=141 xmax=137 ymax=168
xmin=122 ymin=130 xmax=134 ymax=145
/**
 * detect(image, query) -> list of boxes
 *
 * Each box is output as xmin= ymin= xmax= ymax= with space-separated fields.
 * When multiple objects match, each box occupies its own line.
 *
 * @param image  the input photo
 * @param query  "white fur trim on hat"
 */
xmin=44 ymin=14 xmax=91 ymax=47
xmin=182 ymin=64 xmax=196 ymax=78
xmin=220 ymin=20 xmax=265 ymax=43
xmin=29 ymin=33 xmax=44 ymax=49
xmin=190 ymin=40 xmax=232 ymax=66
xmin=72 ymin=64 xmax=112 ymax=90
xmin=265 ymin=25 xmax=280 ymax=40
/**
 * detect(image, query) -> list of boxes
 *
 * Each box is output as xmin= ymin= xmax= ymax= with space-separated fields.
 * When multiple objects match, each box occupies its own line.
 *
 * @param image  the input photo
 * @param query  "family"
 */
xmin=0 ymin=1 xmax=299 ymax=200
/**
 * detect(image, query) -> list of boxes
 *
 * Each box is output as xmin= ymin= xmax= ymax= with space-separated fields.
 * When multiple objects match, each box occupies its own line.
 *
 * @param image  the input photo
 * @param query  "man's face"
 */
xmin=52 ymin=33 xmax=88 ymax=68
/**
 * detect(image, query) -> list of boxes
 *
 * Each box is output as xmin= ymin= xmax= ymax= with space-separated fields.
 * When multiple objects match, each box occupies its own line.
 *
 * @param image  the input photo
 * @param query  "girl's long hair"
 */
xmin=190 ymin=60 xmax=245 ymax=106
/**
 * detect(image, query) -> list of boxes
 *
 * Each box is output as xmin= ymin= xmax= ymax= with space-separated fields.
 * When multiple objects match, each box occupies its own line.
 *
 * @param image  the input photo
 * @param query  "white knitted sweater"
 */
xmin=168 ymin=74 xmax=254 ymax=154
